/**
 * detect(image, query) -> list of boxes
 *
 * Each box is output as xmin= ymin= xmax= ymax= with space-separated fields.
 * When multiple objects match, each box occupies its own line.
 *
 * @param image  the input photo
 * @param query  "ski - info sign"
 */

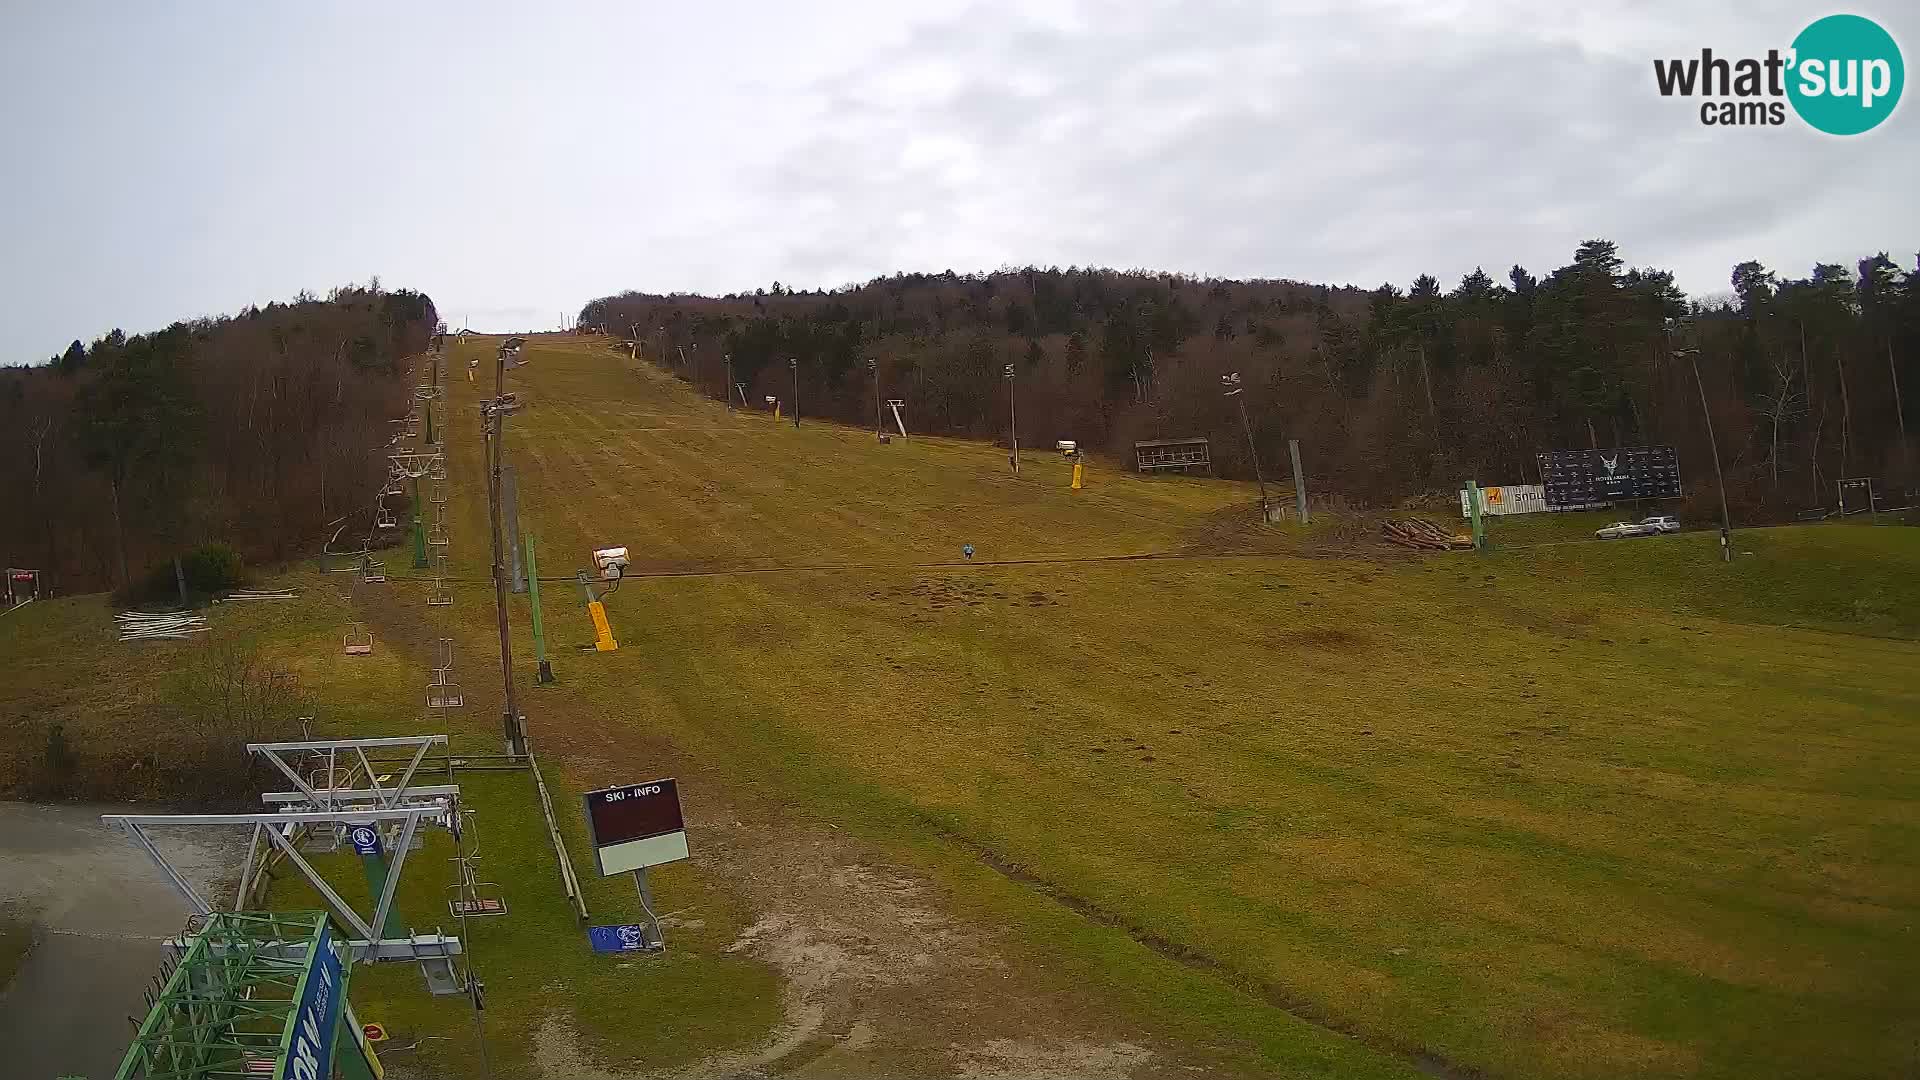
xmin=583 ymin=779 xmax=689 ymax=876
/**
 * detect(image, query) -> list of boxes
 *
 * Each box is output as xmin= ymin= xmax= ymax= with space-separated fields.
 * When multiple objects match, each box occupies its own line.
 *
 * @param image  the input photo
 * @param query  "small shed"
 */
xmin=1134 ymin=437 xmax=1211 ymax=474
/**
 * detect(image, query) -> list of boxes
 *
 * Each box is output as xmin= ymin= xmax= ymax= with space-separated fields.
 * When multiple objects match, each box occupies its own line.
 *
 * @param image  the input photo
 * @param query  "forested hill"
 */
xmin=580 ymin=242 xmax=1918 ymax=517
xmin=1 ymin=286 xmax=438 ymax=594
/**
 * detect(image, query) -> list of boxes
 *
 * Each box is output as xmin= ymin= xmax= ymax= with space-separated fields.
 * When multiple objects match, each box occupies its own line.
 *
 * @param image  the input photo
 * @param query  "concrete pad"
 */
xmin=0 ymin=801 xmax=245 ymax=1080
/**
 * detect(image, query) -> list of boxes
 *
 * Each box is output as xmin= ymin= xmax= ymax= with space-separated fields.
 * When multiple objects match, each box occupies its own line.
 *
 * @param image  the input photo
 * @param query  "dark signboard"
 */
xmin=583 ymin=779 xmax=689 ymax=876
xmin=1537 ymin=446 xmax=1682 ymax=507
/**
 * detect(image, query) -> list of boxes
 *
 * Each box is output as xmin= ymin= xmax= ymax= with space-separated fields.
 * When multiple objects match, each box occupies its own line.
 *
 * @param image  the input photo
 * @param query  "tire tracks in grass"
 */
xmin=926 ymin=822 xmax=1486 ymax=1080
xmin=557 ymin=403 xmax=819 ymax=561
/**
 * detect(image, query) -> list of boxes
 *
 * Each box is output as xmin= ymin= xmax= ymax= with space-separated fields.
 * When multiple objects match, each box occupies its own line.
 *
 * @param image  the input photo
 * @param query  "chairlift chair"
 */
xmin=447 ymin=871 xmax=509 ymax=919
xmin=426 ymin=681 xmax=465 ymax=709
xmin=427 ymin=579 xmax=454 ymax=607
xmin=361 ymin=558 xmax=387 ymax=584
xmin=374 ymin=504 xmax=399 ymax=530
xmin=321 ymin=520 xmax=370 ymax=572
xmin=343 ymin=623 xmax=373 ymax=656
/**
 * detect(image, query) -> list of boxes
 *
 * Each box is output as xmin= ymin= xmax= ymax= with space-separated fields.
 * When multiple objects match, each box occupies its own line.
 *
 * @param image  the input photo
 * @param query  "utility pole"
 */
xmin=724 ymin=354 xmax=735 ymax=414
xmin=869 ymin=358 xmax=881 ymax=440
xmin=483 ymin=341 xmax=529 ymax=757
xmin=1005 ymin=363 xmax=1020 ymax=475
xmin=1671 ymin=320 xmax=1733 ymax=562
xmin=1222 ymin=372 xmax=1271 ymax=522
xmin=789 ymin=357 xmax=800 ymax=427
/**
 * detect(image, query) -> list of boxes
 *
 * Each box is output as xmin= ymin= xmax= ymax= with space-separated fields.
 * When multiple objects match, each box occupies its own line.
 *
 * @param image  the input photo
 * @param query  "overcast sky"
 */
xmin=2 ymin=1 xmax=1915 ymax=361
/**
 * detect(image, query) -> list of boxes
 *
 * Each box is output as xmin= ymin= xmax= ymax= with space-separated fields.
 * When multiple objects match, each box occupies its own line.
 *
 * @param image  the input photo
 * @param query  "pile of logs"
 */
xmin=1382 ymin=518 xmax=1473 ymax=551
xmin=116 ymin=610 xmax=209 ymax=642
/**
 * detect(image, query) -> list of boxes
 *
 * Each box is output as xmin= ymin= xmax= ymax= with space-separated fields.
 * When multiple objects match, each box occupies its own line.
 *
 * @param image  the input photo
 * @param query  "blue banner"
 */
xmin=280 ymin=923 xmax=345 ymax=1080
xmin=588 ymin=924 xmax=654 ymax=953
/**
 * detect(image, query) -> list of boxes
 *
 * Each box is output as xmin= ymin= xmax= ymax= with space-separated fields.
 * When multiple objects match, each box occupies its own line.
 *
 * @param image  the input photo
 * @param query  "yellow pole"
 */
xmin=588 ymin=600 xmax=618 ymax=652
xmin=1071 ymin=459 xmax=1084 ymax=490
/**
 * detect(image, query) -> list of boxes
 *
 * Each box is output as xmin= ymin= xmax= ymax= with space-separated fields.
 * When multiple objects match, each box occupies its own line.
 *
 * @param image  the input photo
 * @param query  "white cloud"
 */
xmin=0 ymin=0 xmax=1914 ymax=358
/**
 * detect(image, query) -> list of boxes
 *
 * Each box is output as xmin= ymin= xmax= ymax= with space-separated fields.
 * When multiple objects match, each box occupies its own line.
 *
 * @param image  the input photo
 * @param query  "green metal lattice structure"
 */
xmin=114 ymin=910 xmax=377 ymax=1080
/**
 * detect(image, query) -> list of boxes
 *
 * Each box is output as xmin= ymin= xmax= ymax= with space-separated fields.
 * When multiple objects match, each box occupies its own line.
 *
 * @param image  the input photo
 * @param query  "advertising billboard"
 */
xmin=277 ymin=924 xmax=344 ymax=1080
xmin=1537 ymin=447 xmax=1682 ymax=507
xmin=1459 ymin=484 xmax=1548 ymax=518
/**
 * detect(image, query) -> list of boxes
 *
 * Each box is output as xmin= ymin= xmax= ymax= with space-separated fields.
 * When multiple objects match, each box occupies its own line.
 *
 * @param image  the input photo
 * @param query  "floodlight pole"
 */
xmin=1005 ymin=363 xmax=1019 ymax=475
xmin=1687 ymin=349 xmax=1734 ymax=562
xmin=724 ymin=354 xmax=735 ymax=414
xmin=790 ymin=357 xmax=800 ymax=427
xmin=870 ymin=359 xmax=882 ymax=440
xmin=1223 ymin=373 xmax=1271 ymax=521
xmin=485 ymin=348 xmax=529 ymax=757
xmin=1668 ymin=320 xmax=1732 ymax=562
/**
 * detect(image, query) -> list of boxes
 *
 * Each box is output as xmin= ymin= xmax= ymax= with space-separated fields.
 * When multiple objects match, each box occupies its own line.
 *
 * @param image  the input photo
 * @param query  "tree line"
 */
xmin=580 ymin=242 xmax=1918 ymax=520
xmin=0 ymin=285 xmax=439 ymax=595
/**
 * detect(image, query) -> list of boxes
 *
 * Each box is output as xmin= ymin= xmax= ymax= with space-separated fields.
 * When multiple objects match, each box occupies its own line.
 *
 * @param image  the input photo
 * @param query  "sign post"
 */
xmin=583 ymin=779 xmax=689 ymax=952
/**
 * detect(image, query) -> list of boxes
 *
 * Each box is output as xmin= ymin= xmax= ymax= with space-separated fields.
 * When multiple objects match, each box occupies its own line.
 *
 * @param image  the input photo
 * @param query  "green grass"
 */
xmin=421 ymin=334 xmax=1920 ymax=1080
xmin=6 ymin=333 xmax=1916 ymax=1079
xmin=0 ymin=566 xmax=782 ymax=1077
xmin=264 ymin=769 xmax=779 ymax=1078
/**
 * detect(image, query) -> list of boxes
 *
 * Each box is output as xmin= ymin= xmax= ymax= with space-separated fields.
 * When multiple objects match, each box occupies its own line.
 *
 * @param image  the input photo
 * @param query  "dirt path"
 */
xmin=542 ymin=772 xmax=1206 ymax=1080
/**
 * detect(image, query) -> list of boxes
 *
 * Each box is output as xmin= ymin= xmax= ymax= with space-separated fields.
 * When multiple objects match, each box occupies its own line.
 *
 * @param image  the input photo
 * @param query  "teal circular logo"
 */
xmin=1788 ymin=14 xmax=1903 ymax=135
